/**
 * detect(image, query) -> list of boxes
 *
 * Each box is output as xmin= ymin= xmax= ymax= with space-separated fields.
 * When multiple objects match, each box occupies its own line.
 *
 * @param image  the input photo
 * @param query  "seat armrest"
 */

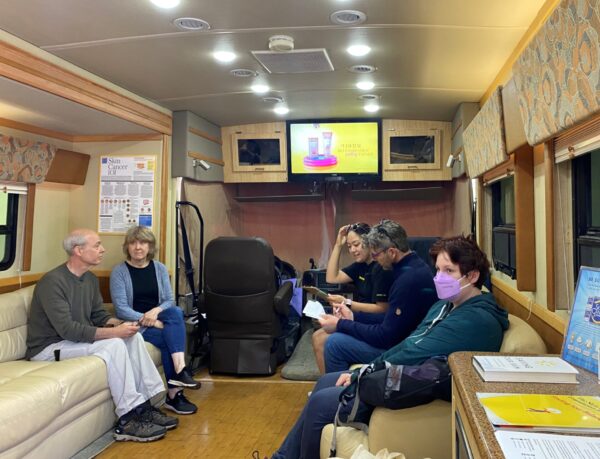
xmin=274 ymin=281 xmax=293 ymax=316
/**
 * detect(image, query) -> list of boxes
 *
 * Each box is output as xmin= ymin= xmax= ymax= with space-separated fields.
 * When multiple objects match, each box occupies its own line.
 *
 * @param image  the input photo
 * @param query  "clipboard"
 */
xmin=302 ymin=286 xmax=330 ymax=301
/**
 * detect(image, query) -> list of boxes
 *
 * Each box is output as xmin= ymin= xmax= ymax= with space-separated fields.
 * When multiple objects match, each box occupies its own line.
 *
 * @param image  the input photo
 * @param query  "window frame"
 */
xmin=491 ymin=177 xmax=517 ymax=279
xmin=573 ymin=150 xmax=600 ymax=277
xmin=0 ymin=192 xmax=19 ymax=270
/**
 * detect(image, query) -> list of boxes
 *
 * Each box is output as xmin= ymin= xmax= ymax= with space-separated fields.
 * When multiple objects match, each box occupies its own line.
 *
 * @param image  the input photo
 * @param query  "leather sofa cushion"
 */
xmin=0 ymin=286 xmax=34 ymax=363
xmin=500 ymin=314 xmax=547 ymax=354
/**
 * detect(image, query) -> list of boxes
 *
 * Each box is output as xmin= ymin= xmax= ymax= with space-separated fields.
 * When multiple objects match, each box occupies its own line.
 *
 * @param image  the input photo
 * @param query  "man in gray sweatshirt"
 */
xmin=26 ymin=229 xmax=176 ymax=442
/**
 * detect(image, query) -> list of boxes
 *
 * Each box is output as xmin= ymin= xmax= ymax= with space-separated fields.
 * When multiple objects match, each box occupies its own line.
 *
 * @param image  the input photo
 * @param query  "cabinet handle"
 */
xmin=254 ymin=167 xmax=265 ymax=171
xmin=407 ymin=165 xmax=418 ymax=169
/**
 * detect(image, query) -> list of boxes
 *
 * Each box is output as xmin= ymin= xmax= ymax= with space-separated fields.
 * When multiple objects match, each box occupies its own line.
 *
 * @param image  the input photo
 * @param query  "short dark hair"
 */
xmin=348 ymin=222 xmax=371 ymax=236
xmin=365 ymin=219 xmax=409 ymax=252
xmin=429 ymin=235 xmax=490 ymax=289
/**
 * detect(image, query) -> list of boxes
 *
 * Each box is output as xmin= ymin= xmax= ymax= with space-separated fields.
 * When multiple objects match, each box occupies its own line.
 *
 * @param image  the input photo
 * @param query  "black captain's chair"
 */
xmin=203 ymin=237 xmax=293 ymax=375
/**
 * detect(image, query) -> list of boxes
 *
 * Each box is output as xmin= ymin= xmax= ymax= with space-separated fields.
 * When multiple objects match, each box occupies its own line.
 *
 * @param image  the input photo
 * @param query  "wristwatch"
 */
xmin=345 ymin=298 xmax=353 ymax=309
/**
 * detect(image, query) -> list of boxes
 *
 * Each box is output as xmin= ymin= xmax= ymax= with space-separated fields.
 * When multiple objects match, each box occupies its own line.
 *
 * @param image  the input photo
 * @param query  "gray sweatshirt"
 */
xmin=26 ymin=263 xmax=111 ymax=359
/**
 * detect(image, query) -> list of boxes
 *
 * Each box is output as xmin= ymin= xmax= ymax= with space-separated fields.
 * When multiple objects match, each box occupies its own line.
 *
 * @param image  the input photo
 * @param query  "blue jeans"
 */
xmin=324 ymin=333 xmax=386 ymax=372
xmin=271 ymin=371 xmax=373 ymax=459
xmin=142 ymin=307 xmax=186 ymax=387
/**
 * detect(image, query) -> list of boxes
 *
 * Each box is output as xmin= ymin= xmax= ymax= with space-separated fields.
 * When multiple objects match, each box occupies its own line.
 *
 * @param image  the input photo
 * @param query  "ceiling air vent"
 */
xmin=230 ymin=69 xmax=258 ymax=78
xmin=349 ymin=64 xmax=377 ymax=74
xmin=263 ymin=96 xmax=284 ymax=103
xmin=358 ymin=94 xmax=380 ymax=101
xmin=330 ymin=10 xmax=367 ymax=25
xmin=173 ymin=17 xmax=211 ymax=31
xmin=252 ymin=49 xmax=334 ymax=74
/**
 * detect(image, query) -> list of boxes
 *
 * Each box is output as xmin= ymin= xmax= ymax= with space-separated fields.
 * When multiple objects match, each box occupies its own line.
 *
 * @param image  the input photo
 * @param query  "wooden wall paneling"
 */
xmin=188 ymin=150 xmax=225 ymax=167
xmin=45 ymin=149 xmax=90 ymax=185
xmin=0 ymin=273 xmax=42 ymax=294
xmin=188 ymin=127 xmax=222 ymax=145
xmin=514 ymin=144 xmax=536 ymax=291
xmin=22 ymin=183 xmax=35 ymax=271
xmin=159 ymin=135 xmax=170 ymax=262
xmin=71 ymin=134 xmax=163 ymax=142
xmin=0 ymin=116 xmax=72 ymax=141
xmin=492 ymin=277 xmax=565 ymax=354
xmin=544 ymin=142 xmax=556 ymax=311
xmin=0 ymin=40 xmax=172 ymax=135
xmin=482 ymin=155 xmax=515 ymax=184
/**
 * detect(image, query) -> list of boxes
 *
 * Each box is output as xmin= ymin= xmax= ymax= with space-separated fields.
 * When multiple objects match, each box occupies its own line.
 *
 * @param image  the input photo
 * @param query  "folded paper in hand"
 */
xmin=303 ymin=300 xmax=326 ymax=319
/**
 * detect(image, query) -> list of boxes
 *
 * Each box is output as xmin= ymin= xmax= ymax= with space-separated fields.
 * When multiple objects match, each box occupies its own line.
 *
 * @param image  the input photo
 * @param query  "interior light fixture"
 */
xmin=150 ymin=0 xmax=180 ymax=8
xmin=251 ymin=84 xmax=270 ymax=94
xmin=364 ymin=102 xmax=380 ymax=113
xmin=274 ymin=106 xmax=290 ymax=115
xmin=356 ymin=81 xmax=375 ymax=90
xmin=213 ymin=51 xmax=236 ymax=63
xmin=347 ymin=45 xmax=371 ymax=57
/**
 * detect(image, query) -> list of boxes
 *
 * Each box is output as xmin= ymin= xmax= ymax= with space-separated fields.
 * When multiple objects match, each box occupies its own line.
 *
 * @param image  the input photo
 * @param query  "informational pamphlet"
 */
xmin=98 ymin=155 xmax=156 ymax=233
xmin=562 ymin=267 xmax=600 ymax=375
xmin=495 ymin=430 xmax=600 ymax=459
xmin=303 ymin=300 xmax=326 ymax=319
xmin=478 ymin=393 xmax=600 ymax=433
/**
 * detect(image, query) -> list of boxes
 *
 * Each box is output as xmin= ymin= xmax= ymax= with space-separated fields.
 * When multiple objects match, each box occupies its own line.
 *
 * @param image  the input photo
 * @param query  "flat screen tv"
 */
xmin=286 ymin=119 xmax=381 ymax=182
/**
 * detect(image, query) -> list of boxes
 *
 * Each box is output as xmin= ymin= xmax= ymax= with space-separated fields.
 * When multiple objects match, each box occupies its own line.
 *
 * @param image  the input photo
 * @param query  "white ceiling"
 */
xmin=0 ymin=0 xmax=547 ymax=130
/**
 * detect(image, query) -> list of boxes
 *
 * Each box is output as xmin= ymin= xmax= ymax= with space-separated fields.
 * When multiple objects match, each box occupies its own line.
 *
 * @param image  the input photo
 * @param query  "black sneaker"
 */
xmin=142 ymin=406 xmax=179 ymax=430
xmin=113 ymin=416 xmax=166 ymax=442
xmin=164 ymin=391 xmax=198 ymax=415
xmin=168 ymin=366 xmax=201 ymax=389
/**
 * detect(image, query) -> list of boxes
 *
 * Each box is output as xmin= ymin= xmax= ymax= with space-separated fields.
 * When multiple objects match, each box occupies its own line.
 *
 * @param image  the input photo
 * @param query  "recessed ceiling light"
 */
xmin=213 ymin=51 xmax=236 ymax=63
xmin=251 ymin=84 xmax=270 ymax=94
xmin=364 ymin=103 xmax=380 ymax=113
xmin=150 ymin=0 xmax=180 ymax=9
xmin=274 ymin=106 xmax=290 ymax=115
xmin=173 ymin=17 xmax=210 ymax=31
xmin=356 ymin=81 xmax=375 ymax=90
xmin=230 ymin=69 xmax=258 ymax=78
xmin=330 ymin=10 xmax=367 ymax=25
xmin=347 ymin=45 xmax=371 ymax=57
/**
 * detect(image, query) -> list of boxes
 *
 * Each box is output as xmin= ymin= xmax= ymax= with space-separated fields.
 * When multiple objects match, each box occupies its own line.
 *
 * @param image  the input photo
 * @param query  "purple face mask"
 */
xmin=433 ymin=272 xmax=467 ymax=301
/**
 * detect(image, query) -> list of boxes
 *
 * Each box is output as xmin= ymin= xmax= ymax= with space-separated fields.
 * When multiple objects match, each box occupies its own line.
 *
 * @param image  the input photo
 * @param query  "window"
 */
xmin=573 ymin=149 xmax=600 ymax=276
xmin=491 ymin=176 xmax=516 ymax=278
xmin=0 ymin=191 xmax=19 ymax=270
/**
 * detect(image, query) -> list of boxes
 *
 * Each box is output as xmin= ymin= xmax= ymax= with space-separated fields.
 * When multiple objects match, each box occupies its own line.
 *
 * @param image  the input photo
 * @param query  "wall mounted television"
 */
xmin=286 ymin=119 xmax=381 ymax=182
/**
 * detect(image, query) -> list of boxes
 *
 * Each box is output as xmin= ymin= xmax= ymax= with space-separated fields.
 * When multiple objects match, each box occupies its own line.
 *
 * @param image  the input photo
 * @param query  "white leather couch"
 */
xmin=0 ymin=285 xmax=163 ymax=459
xmin=320 ymin=314 xmax=548 ymax=459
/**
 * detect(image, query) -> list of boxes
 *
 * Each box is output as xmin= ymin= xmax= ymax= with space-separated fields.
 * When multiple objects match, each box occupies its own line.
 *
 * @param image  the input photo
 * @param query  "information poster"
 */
xmin=98 ymin=155 xmax=156 ymax=234
xmin=562 ymin=266 xmax=600 ymax=374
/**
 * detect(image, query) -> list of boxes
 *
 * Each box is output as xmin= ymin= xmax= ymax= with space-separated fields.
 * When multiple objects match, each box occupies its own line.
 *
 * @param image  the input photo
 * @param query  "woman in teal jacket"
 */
xmin=270 ymin=235 xmax=509 ymax=459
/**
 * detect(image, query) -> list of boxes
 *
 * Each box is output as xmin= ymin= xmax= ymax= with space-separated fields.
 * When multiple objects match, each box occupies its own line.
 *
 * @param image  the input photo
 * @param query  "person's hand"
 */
xmin=113 ymin=322 xmax=139 ymax=338
xmin=327 ymin=294 xmax=345 ymax=306
xmin=139 ymin=316 xmax=156 ymax=327
xmin=144 ymin=307 xmax=161 ymax=322
xmin=335 ymin=373 xmax=352 ymax=387
xmin=154 ymin=320 xmax=164 ymax=329
xmin=335 ymin=303 xmax=354 ymax=320
xmin=335 ymin=225 xmax=350 ymax=247
xmin=105 ymin=317 xmax=123 ymax=327
xmin=318 ymin=314 xmax=339 ymax=333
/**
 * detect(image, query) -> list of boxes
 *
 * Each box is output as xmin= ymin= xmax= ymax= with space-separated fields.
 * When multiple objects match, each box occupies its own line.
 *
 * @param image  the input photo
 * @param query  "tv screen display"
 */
xmin=287 ymin=119 xmax=381 ymax=181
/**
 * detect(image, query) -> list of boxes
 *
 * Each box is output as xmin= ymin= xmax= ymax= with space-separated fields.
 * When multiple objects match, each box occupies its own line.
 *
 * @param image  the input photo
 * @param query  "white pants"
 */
xmin=31 ymin=333 xmax=165 ymax=418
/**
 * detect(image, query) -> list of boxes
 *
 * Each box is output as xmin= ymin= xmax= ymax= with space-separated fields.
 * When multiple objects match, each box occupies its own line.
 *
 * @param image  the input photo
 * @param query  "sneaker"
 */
xmin=113 ymin=416 xmax=166 ymax=442
xmin=142 ymin=406 xmax=179 ymax=430
xmin=168 ymin=366 xmax=201 ymax=389
xmin=164 ymin=390 xmax=198 ymax=415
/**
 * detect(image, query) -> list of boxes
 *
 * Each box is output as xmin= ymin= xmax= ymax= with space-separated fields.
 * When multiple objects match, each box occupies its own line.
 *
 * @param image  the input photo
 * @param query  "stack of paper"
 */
xmin=472 ymin=356 xmax=579 ymax=384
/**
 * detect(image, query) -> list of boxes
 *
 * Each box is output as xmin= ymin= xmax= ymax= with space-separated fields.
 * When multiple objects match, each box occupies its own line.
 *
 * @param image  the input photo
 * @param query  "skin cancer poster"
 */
xmin=562 ymin=267 xmax=600 ymax=375
xmin=98 ymin=155 xmax=156 ymax=234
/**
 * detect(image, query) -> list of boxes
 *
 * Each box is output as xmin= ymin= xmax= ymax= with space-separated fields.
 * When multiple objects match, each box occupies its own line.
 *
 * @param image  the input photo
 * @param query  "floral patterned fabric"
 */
xmin=0 ymin=134 xmax=56 ymax=184
xmin=462 ymin=87 xmax=508 ymax=178
xmin=513 ymin=0 xmax=600 ymax=145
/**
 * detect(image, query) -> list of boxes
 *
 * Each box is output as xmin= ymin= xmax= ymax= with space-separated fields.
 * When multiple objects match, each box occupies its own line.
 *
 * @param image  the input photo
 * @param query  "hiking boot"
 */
xmin=168 ymin=366 xmax=201 ymax=389
xmin=164 ymin=390 xmax=198 ymax=415
xmin=113 ymin=415 xmax=166 ymax=442
xmin=142 ymin=406 xmax=179 ymax=430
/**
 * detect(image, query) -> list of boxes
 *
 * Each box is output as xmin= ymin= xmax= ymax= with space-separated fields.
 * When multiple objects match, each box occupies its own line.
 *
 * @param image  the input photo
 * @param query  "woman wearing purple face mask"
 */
xmin=270 ymin=235 xmax=508 ymax=459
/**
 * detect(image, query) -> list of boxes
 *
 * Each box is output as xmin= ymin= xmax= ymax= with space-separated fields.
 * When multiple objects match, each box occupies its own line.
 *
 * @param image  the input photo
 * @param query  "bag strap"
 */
xmin=179 ymin=212 xmax=198 ymax=305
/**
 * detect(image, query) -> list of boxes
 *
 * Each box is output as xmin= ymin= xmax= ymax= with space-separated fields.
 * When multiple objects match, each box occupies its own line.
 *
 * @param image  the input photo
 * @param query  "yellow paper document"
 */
xmin=478 ymin=393 xmax=600 ymax=433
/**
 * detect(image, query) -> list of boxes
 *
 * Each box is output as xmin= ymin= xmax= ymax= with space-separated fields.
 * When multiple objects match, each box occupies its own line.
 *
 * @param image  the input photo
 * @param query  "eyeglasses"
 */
xmin=348 ymin=222 xmax=370 ymax=235
xmin=371 ymin=247 xmax=389 ymax=258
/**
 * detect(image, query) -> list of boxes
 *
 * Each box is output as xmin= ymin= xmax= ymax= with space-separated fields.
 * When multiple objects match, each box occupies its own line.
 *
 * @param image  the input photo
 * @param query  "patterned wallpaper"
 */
xmin=513 ymin=0 xmax=600 ymax=145
xmin=0 ymin=134 xmax=56 ymax=183
xmin=463 ymin=87 xmax=508 ymax=178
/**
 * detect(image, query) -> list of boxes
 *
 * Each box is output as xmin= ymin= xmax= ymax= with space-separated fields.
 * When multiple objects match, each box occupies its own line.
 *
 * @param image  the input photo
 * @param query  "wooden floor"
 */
xmin=98 ymin=368 xmax=314 ymax=459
